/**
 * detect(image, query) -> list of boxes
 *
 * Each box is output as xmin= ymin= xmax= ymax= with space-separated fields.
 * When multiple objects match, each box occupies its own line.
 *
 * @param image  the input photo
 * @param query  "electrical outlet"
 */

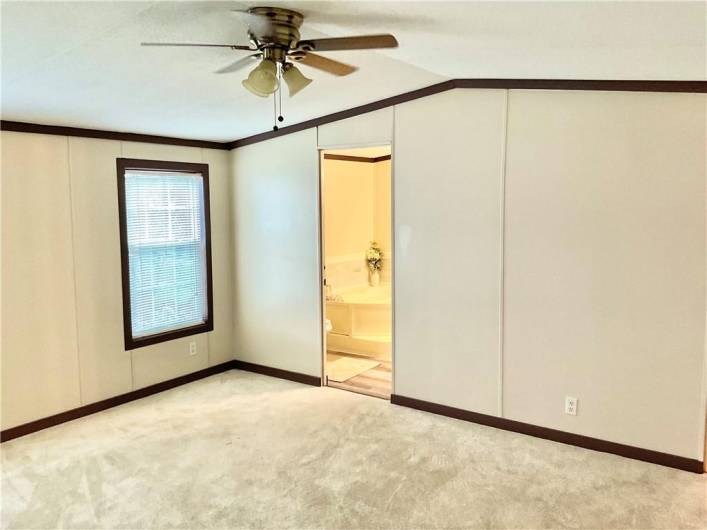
xmin=565 ymin=396 xmax=578 ymax=416
xmin=189 ymin=342 xmax=197 ymax=356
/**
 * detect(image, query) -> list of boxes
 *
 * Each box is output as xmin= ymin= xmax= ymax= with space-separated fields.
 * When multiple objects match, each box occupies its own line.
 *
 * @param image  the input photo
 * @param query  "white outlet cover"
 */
xmin=189 ymin=342 xmax=197 ymax=356
xmin=565 ymin=396 xmax=578 ymax=415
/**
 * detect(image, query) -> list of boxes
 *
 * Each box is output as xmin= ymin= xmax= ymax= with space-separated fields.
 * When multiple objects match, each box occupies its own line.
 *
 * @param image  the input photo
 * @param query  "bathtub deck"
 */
xmin=326 ymin=351 xmax=392 ymax=399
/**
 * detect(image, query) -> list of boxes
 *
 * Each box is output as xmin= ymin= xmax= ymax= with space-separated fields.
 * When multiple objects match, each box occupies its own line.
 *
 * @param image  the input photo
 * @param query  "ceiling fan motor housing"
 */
xmin=141 ymin=6 xmax=397 ymax=96
xmin=247 ymin=7 xmax=304 ymax=54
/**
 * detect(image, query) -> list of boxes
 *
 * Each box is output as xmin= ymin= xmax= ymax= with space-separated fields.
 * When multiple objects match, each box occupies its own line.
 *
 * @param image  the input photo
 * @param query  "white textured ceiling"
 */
xmin=2 ymin=1 xmax=704 ymax=142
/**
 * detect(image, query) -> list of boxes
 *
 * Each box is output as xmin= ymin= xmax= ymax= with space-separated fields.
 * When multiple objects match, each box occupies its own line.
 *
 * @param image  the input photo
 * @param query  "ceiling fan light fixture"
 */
xmin=242 ymin=59 xmax=279 ymax=97
xmin=282 ymin=63 xmax=312 ymax=97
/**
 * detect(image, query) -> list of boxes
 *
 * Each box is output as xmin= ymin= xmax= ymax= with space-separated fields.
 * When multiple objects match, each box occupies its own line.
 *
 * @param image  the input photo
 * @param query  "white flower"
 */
xmin=365 ymin=242 xmax=383 ymax=271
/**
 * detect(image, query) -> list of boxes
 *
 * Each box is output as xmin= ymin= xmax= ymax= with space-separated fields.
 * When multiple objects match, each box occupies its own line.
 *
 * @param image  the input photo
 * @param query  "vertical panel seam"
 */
xmin=498 ymin=90 xmax=509 ymax=418
xmin=66 ymin=136 xmax=83 ymax=405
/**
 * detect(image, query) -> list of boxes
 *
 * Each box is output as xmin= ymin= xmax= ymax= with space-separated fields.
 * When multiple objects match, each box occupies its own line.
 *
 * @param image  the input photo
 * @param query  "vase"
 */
xmin=369 ymin=269 xmax=380 ymax=287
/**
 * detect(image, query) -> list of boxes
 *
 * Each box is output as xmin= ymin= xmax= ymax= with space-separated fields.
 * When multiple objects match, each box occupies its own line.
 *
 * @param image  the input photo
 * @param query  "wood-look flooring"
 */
xmin=326 ymin=351 xmax=391 ymax=399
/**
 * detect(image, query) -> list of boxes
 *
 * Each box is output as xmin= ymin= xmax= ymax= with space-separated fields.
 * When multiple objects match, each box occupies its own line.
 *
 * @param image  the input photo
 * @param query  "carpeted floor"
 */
xmin=2 ymin=370 xmax=706 ymax=529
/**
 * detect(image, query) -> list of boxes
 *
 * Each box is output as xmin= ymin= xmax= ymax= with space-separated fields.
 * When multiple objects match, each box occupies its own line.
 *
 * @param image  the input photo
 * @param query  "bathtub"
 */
xmin=326 ymin=284 xmax=392 ymax=358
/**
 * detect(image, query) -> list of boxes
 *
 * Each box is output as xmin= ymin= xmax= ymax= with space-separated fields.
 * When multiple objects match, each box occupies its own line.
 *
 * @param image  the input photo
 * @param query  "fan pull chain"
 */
xmin=272 ymin=63 xmax=285 ymax=131
xmin=278 ymin=65 xmax=284 ymax=125
xmin=272 ymin=88 xmax=278 ymax=131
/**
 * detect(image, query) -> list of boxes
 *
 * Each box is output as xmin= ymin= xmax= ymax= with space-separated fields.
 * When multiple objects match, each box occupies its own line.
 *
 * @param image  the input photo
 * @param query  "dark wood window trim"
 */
xmin=116 ymin=158 xmax=214 ymax=350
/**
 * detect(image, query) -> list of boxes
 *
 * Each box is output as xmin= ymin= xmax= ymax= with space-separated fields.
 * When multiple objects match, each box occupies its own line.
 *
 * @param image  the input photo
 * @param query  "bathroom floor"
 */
xmin=326 ymin=351 xmax=391 ymax=399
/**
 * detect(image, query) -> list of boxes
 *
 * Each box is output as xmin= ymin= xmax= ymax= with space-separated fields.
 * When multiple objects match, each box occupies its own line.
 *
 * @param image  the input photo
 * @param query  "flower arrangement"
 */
xmin=366 ymin=241 xmax=383 ymax=272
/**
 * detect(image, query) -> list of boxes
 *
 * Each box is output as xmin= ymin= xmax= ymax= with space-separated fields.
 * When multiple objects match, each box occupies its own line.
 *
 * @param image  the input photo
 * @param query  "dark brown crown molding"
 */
xmin=391 ymin=394 xmax=704 ymax=474
xmin=323 ymin=154 xmax=391 ymax=163
xmin=0 ymin=120 xmax=230 ymax=150
xmin=3 ymin=79 xmax=705 ymax=151
xmin=228 ymin=78 xmax=707 ymax=149
xmin=453 ymin=78 xmax=707 ymax=92
xmin=228 ymin=80 xmax=456 ymax=149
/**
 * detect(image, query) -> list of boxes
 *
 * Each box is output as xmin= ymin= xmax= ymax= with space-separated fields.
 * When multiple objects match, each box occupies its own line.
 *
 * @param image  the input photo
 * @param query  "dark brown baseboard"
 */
xmin=1 ymin=362 xmax=234 ymax=443
xmin=391 ymin=394 xmax=703 ymax=474
xmin=232 ymin=360 xmax=321 ymax=386
xmin=1 ymin=360 xmax=321 ymax=443
xmin=2 ymin=362 xmax=698 ymax=475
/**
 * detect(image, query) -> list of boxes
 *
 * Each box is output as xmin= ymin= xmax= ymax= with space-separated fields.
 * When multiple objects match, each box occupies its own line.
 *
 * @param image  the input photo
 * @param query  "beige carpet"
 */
xmin=326 ymin=357 xmax=380 ymax=382
xmin=2 ymin=370 xmax=706 ymax=529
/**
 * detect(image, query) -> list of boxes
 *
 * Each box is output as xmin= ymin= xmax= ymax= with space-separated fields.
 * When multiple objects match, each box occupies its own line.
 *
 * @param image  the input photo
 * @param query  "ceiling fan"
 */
xmin=141 ymin=6 xmax=398 ymax=99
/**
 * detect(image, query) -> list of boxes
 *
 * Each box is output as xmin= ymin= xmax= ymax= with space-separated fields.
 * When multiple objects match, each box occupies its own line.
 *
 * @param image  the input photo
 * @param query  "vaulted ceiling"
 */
xmin=2 ymin=1 xmax=704 ymax=142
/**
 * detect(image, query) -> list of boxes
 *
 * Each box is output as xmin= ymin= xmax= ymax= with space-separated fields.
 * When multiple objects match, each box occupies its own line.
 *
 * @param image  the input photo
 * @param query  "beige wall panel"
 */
xmin=1 ymin=132 xmax=81 ymax=429
xmin=119 ymin=142 xmax=202 ymax=163
xmin=231 ymin=129 xmax=321 ymax=376
xmin=131 ymin=335 xmax=209 ymax=389
xmin=394 ymin=89 xmax=506 ymax=414
xmin=202 ymin=148 xmax=234 ymax=366
xmin=503 ymin=90 xmax=706 ymax=458
xmin=317 ymin=107 xmax=393 ymax=149
xmin=69 ymin=137 xmax=132 ymax=404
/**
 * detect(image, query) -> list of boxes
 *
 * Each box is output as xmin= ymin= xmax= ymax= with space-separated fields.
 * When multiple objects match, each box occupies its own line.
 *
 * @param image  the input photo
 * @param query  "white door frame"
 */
xmin=317 ymin=143 xmax=395 ymax=398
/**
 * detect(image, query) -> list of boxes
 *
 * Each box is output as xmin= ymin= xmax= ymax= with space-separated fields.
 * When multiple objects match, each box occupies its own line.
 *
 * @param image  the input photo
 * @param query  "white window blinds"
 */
xmin=124 ymin=170 xmax=208 ymax=338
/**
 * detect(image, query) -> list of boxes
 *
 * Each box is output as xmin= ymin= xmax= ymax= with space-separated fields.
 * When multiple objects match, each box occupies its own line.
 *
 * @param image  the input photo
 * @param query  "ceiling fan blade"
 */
xmin=141 ymin=42 xmax=254 ymax=50
xmin=293 ymin=52 xmax=357 ymax=76
xmin=215 ymin=54 xmax=261 ymax=74
xmin=297 ymin=34 xmax=398 ymax=52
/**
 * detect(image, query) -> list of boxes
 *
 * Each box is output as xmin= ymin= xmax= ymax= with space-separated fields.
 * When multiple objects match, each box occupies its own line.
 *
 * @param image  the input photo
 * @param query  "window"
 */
xmin=117 ymin=158 xmax=213 ymax=350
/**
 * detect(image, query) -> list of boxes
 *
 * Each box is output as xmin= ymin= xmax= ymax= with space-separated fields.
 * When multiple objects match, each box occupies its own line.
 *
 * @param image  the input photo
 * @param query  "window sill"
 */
xmin=124 ymin=321 xmax=214 ymax=351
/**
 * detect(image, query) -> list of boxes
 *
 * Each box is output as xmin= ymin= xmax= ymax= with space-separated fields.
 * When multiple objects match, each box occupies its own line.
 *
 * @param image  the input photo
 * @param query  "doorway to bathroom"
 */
xmin=320 ymin=145 xmax=393 ymax=399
